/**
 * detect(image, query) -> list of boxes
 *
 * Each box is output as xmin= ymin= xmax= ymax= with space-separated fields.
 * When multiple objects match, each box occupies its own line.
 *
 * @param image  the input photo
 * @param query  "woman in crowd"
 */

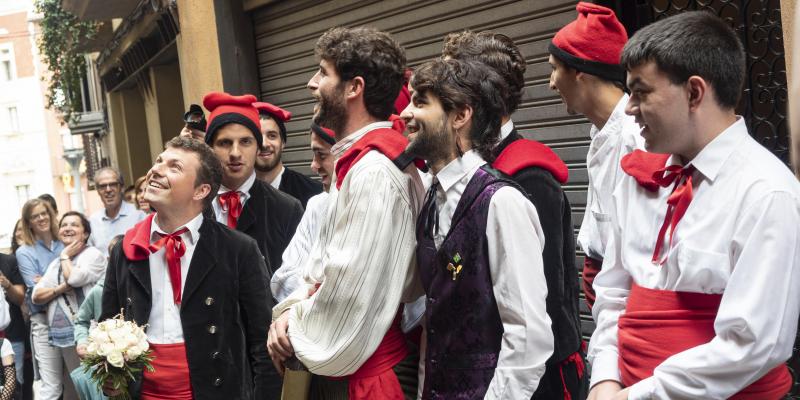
xmin=133 ymin=175 xmax=151 ymax=213
xmin=10 ymin=220 xmax=22 ymax=255
xmin=32 ymin=211 xmax=105 ymax=400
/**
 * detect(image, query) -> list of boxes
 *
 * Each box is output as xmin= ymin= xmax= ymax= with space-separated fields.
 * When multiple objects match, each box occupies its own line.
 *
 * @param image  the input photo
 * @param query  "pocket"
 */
xmin=673 ymin=243 xmax=729 ymax=292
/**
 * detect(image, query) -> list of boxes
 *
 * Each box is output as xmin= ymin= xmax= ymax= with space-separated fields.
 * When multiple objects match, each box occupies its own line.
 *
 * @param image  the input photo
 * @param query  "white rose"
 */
xmin=86 ymin=342 xmax=98 ymax=356
xmin=138 ymin=341 xmax=149 ymax=352
xmin=107 ymin=351 xmax=125 ymax=368
xmin=109 ymin=329 xmax=126 ymax=345
xmin=125 ymin=334 xmax=139 ymax=347
xmin=125 ymin=346 xmax=143 ymax=360
xmin=90 ymin=329 xmax=110 ymax=345
xmin=98 ymin=342 xmax=115 ymax=357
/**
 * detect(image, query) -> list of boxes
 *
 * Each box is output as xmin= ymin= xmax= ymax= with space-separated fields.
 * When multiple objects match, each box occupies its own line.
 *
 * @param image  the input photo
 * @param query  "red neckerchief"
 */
xmin=334 ymin=125 xmax=425 ymax=190
xmin=492 ymin=138 xmax=569 ymax=183
xmin=148 ymin=227 xmax=189 ymax=304
xmin=218 ymin=191 xmax=243 ymax=229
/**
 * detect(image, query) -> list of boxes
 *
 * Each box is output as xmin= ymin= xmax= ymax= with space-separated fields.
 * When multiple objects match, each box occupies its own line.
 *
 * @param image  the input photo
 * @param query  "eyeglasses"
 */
xmin=29 ymin=212 xmax=49 ymax=222
xmin=96 ymin=182 xmax=121 ymax=191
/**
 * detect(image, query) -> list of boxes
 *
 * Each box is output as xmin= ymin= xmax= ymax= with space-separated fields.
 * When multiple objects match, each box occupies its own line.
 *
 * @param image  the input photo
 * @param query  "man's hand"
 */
xmin=267 ymin=311 xmax=294 ymax=376
xmin=588 ymin=380 xmax=625 ymax=400
xmin=76 ymin=343 xmax=88 ymax=359
xmin=612 ymin=388 xmax=630 ymax=400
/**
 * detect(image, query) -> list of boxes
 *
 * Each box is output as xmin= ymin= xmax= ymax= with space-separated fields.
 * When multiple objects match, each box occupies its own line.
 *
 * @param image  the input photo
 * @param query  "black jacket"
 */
xmin=101 ymin=218 xmax=277 ymax=400
xmin=278 ymin=167 xmax=322 ymax=209
xmin=218 ymin=180 xmax=304 ymax=278
xmin=495 ymin=131 xmax=583 ymax=362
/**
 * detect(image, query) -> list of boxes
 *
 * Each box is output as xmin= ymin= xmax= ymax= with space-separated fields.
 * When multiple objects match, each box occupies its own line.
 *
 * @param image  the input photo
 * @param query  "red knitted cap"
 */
xmin=310 ymin=122 xmax=336 ymax=146
xmin=253 ymin=102 xmax=292 ymax=122
xmin=549 ymin=2 xmax=627 ymax=82
xmin=202 ymin=92 xmax=262 ymax=147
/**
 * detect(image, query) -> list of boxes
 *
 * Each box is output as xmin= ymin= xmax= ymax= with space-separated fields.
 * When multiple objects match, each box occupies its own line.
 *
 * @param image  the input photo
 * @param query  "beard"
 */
xmin=406 ymin=115 xmax=452 ymax=164
xmin=255 ymin=150 xmax=281 ymax=173
xmin=313 ymin=83 xmax=348 ymax=136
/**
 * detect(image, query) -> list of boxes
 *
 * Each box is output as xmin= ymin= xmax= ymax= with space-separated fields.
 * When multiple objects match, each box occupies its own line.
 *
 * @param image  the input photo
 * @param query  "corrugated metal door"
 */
xmin=250 ymin=0 xmax=595 ymax=338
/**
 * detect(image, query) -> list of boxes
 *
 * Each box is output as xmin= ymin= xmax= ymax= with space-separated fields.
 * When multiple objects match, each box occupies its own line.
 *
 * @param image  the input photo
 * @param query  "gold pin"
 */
xmin=447 ymin=262 xmax=462 ymax=281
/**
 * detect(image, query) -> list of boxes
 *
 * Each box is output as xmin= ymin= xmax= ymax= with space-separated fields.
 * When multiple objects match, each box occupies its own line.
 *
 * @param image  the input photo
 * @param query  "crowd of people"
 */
xmin=0 ymin=3 xmax=798 ymax=400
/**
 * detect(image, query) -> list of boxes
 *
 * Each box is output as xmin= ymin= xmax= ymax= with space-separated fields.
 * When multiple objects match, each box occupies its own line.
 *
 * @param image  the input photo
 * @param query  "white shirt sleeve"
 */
xmin=628 ymin=191 xmax=800 ymax=399
xmin=0 ymin=339 xmax=13 ymax=360
xmin=0 ymin=288 xmax=9 ymax=331
xmin=484 ymin=187 xmax=553 ymax=399
xmin=66 ymin=247 xmax=107 ymax=288
xmin=276 ymin=162 xmax=419 ymax=376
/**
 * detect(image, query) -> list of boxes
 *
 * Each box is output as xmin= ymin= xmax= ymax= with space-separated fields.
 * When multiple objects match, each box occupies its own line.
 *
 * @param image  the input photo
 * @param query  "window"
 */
xmin=0 ymin=47 xmax=13 ymax=82
xmin=7 ymin=106 xmax=18 ymax=132
xmin=15 ymin=185 xmax=29 ymax=205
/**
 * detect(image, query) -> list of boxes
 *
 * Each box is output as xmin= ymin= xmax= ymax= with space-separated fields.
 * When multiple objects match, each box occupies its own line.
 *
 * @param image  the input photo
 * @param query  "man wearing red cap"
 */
xmin=444 ymin=30 xmax=587 ymax=399
xmin=547 ymin=2 xmax=644 ymax=311
xmin=270 ymin=123 xmax=334 ymax=302
xmin=253 ymin=102 xmax=322 ymax=208
xmin=202 ymin=92 xmax=304 ymax=281
xmin=101 ymin=136 xmax=272 ymax=399
xmin=267 ymin=27 xmax=425 ymax=399
xmin=588 ymin=12 xmax=800 ymax=400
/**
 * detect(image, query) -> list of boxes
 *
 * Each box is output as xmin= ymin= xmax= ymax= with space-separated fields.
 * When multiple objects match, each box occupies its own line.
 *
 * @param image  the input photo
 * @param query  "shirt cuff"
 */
xmin=628 ymin=376 xmax=655 ymax=400
xmin=589 ymin=350 xmax=621 ymax=388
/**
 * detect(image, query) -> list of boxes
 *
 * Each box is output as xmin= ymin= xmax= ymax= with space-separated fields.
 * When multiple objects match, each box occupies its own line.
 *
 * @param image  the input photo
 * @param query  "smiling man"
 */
xmin=403 ymin=58 xmax=553 ymax=400
xmin=253 ymin=102 xmax=322 ymax=208
xmin=101 ymin=136 xmax=272 ymax=400
xmin=267 ymin=26 xmax=424 ymax=399
xmin=88 ymin=167 xmax=146 ymax=256
xmin=587 ymin=11 xmax=800 ymax=400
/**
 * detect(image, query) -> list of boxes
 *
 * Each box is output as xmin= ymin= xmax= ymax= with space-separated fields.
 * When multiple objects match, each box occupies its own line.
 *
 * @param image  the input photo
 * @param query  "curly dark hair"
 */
xmin=442 ymin=30 xmax=526 ymax=115
xmin=164 ymin=136 xmax=223 ymax=210
xmin=411 ymin=59 xmax=508 ymax=162
xmin=315 ymin=26 xmax=407 ymax=120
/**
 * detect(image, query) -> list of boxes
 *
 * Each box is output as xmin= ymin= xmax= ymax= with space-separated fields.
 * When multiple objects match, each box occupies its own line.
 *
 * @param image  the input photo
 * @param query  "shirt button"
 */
xmin=213 ymin=377 xmax=223 ymax=387
xmin=208 ymin=325 xmax=217 ymax=334
xmin=205 ymin=297 xmax=214 ymax=306
xmin=126 ymin=298 xmax=132 ymax=305
xmin=211 ymin=351 xmax=220 ymax=360
xmin=428 ymin=297 xmax=435 ymax=304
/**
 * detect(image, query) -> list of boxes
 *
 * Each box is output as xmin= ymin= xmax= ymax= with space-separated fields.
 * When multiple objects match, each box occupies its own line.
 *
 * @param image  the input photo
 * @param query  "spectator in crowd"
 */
xmin=133 ymin=176 xmax=151 ymax=213
xmin=88 ymin=167 xmax=146 ymax=256
xmin=270 ymin=123 xmax=334 ymax=302
xmin=123 ymin=186 xmax=136 ymax=205
xmin=37 ymin=195 xmax=58 ymax=218
xmin=6 ymin=219 xmax=31 ymax=400
xmin=0 ymin=335 xmax=15 ymax=400
xmin=70 ymin=234 xmax=122 ymax=400
xmin=32 ymin=211 xmax=105 ymax=400
xmin=179 ymin=104 xmax=207 ymax=141
xmin=0 ymin=241 xmax=28 ymax=398
xmin=253 ymin=102 xmax=322 ymax=208
xmin=10 ymin=220 xmax=22 ymax=255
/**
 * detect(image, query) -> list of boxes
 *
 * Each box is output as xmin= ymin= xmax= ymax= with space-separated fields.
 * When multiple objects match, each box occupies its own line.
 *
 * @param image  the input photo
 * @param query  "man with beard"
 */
xmin=253 ymin=102 xmax=322 ymax=208
xmin=402 ymin=58 xmax=552 ymax=399
xmin=88 ymin=167 xmax=146 ymax=256
xmin=588 ymin=11 xmax=800 ymax=400
xmin=203 ymin=92 xmax=304 ymax=280
xmin=101 ymin=136 xmax=273 ymax=399
xmin=271 ymin=123 xmax=334 ymax=302
xmin=443 ymin=30 xmax=587 ymax=399
xmin=267 ymin=26 xmax=425 ymax=399
xmin=547 ymin=3 xmax=644 ymax=311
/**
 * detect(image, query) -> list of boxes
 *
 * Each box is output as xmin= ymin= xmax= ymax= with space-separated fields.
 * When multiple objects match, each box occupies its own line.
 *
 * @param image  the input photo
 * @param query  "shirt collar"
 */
xmin=331 ymin=121 xmax=394 ymax=159
xmin=676 ymin=117 xmax=747 ymax=183
xmin=150 ymin=212 xmax=204 ymax=246
xmin=499 ymin=119 xmax=514 ymax=141
xmin=270 ymin=165 xmax=285 ymax=189
xmin=590 ymin=93 xmax=629 ymax=140
xmin=219 ymin=171 xmax=256 ymax=196
xmin=103 ymin=201 xmax=134 ymax=221
xmin=434 ymin=150 xmax=486 ymax=193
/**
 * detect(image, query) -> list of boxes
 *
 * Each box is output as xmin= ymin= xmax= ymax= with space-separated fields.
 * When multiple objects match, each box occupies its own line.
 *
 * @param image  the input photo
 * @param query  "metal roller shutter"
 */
xmin=250 ymin=0 xmax=595 ymax=339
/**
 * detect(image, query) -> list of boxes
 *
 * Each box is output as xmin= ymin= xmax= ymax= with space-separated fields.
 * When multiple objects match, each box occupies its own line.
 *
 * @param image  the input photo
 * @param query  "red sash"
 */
xmin=618 ymin=284 xmax=791 ymax=399
xmin=337 ymin=311 xmax=407 ymax=400
xmin=141 ymin=342 xmax=193 ymax=400
xmin=581 ymin=256 xmax=602 ymax=310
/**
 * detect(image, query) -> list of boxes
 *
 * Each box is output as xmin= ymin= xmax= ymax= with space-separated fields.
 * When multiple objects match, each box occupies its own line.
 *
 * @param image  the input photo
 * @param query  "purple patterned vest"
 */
xmin=417 ymin=166 xmax=518 ymax=399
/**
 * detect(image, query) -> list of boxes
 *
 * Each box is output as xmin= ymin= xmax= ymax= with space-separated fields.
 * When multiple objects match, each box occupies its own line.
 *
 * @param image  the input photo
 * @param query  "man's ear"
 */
xmin=686 ymin=75 xmax=707 ymax=112
xmin=194 ymin=183 xmax=212 ymax=203
xmin=452 ymin=105 xmax=473 ymax=132
xmin=346 ymin=77 xmax=365 ymax=100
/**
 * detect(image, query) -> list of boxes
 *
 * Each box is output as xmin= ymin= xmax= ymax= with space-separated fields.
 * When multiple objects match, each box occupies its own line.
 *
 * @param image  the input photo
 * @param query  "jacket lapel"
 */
xmin=128 ymin=258 xmax=152 ymax=297
xmin=236 ymin=182 xmax=262 ymax=234
xmin=182 ymin=218 xmax=217 ymax=304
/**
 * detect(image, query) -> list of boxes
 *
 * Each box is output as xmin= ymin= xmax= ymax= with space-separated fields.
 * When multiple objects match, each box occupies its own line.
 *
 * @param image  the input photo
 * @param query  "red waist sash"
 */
xmin=141 ymin=342 xmax=193 ymax=400
xmin=618 ymin=284 xmax=791 ymax=399
xmin=338 ymin=310 xmax=407 ymax=400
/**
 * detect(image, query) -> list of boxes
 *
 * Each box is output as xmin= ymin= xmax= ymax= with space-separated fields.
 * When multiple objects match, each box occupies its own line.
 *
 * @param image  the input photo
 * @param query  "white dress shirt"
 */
xmin=577 ymin=94 xmax=644 ymax=260
xmin=89 ymin=201 xmax=146 ymax=256
xmin=270 ymin=191 xmax=330 ymax=302
xmin=146 ymin=213 xmax=203 ymax=344
xmin=588 ymin=118 xmax=800 ymax=399
xmin=499 ymin=119 xmax=514 ymax=141
xmin=270 ymin=165 xmax=286 ymax=189
xmin=211 ymin=172 xmax=256 ymax=226
xmin=273 ymin=121 xmax=425 ymax=376
xmin=419 ymin=150 xmax=553 ymax=400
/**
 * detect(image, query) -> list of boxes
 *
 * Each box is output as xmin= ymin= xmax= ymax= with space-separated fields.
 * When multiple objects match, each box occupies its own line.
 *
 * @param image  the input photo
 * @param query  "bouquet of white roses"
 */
xmin=81 ymin=311 xmax=154 ymax=400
